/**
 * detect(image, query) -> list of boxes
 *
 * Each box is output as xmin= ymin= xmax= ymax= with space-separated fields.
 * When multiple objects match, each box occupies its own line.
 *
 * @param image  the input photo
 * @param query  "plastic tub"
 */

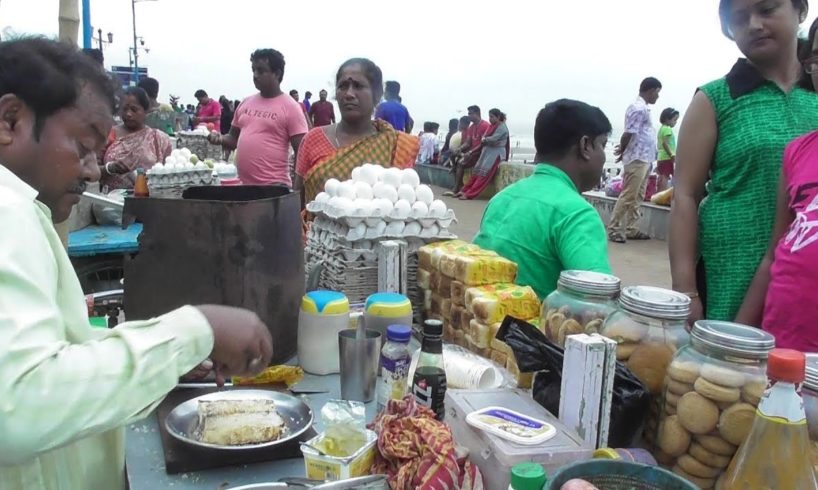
xmin=548 ymin=460 xmax=697 ymax=490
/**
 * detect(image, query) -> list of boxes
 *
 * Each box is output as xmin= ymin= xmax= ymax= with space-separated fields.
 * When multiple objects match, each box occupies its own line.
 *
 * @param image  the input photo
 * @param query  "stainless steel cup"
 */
xmin=338 ymin=329 xmax=381 ymax=402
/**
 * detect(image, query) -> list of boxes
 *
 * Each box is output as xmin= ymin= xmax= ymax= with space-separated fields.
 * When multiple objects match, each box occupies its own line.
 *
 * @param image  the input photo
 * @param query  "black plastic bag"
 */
xmin=496 ymin=316 xmax=651 ymax=447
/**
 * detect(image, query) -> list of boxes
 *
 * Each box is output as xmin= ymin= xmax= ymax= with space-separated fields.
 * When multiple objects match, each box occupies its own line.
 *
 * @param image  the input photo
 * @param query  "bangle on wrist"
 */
xmin=104 ymin=162 xmax=113 ymax=175
xmin=681 ymin=291 xmax=699 ymax=299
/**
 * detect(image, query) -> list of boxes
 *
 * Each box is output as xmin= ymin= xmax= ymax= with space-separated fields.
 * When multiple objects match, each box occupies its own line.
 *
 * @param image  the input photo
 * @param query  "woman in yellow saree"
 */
xmin=295 ymin=58 xmax=419 ymax=205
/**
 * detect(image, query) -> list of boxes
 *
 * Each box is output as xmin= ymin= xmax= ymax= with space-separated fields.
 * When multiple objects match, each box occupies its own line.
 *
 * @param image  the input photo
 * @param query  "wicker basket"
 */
xmin=176 ymin=134 xmax=223 ymax=161
xmin=548 ymin=460 xmax=697 ymax=490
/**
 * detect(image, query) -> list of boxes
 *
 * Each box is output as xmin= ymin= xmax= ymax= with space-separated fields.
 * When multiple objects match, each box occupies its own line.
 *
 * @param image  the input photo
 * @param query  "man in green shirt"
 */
xmin=474 ymin=99 xmax=613 ymax=299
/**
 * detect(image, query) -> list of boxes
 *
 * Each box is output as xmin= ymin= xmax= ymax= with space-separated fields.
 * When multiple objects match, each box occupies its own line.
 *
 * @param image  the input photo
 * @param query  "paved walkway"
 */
xmin=435 ymin=186 xmax=670 ymax=289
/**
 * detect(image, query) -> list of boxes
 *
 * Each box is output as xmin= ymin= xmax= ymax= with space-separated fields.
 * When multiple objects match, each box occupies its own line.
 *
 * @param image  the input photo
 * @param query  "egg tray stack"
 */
xmin=176 ymin=133 xmax=223 ymax=161
xmin=305 ymin=220 xmax=436 ymax=307
xmin=147 ymin=168 xmax=215 ymax=198
xmin=416 ymin=240 xmax=543 ymax=388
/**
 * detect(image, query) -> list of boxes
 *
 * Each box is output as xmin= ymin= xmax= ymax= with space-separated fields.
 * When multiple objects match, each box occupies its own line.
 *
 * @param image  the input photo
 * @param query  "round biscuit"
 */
xmin=627 ymin=343 xmax=675 ymax=394
xmin=694 ymin=434 xmax=737 ymax=457
xmin=677 ymin=392 xmax=719 ymax=434
xmin=678 ymin=454 xmax=722 ymax=478
xmin=616 ymin=342 xmax=638 ymax=361
xmin=718 ymin=403 xmax=756 ymax=446
xmin=666 ymin=390 xmax=681 ymax=407
xmin=700 ymin=363 xmax=746 ymax=388
xmin=658 ymin=415 xmax=692 ymax=457
xmin=668 ymin=360 xmax=700 ymax=384
xmin=694 ymin=377 xmax=741 ymax=403
xmin=689 ymin=442 xmax=732 ymax=468
xmin=667 ymin=378 xmax=695 ymax=396
xmin=672 ymin=465 xmax=716 ymax=489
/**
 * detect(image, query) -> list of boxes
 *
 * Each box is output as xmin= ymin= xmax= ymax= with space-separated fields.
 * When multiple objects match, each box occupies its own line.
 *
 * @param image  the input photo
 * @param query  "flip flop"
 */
xmin=442 ymin=191 xmax=456 ymax=197
xmin=608 ymin=232 xmax=626 ymax=244
xmin=626 ymin=231 xmax=651 ymax=240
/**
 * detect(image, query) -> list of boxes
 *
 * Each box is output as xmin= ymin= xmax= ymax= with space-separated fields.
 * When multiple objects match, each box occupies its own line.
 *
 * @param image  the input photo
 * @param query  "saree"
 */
xmin=100 ymin=127 xmax=173 ymax=191
xmin=301 ymin=119 xmax=419 ymax=203
xmin=460 ymin=122 xmax=509 ymax=199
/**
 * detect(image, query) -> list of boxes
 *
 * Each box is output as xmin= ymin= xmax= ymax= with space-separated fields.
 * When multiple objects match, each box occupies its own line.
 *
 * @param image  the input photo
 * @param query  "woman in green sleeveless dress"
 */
xmin=670 ymin=0 xmax=818 ymax=322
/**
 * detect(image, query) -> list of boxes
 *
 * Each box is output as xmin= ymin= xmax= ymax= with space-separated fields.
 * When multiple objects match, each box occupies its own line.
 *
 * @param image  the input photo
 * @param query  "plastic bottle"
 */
xmin=377 ymin=324 xmax=412 ymax=412
xmin=720 ymin=348 xmax=818 ymax=490
xmin=509 ymin=462 xmax=547 ymax=490
xmin=134 ymin=168 xmax=149 ymax=197
xmin=412 ymin=319 xmax=446 ymax=420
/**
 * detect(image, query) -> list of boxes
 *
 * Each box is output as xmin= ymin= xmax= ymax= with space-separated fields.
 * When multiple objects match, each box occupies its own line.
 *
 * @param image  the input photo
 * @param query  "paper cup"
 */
xmin=445 ymin=357 xmax=497 ymax=389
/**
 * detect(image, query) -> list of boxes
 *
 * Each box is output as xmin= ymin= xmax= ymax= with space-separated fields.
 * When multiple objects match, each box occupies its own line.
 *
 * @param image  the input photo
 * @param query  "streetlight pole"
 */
xmin=131 ymin=0 xmax=139 ymax=82
xmin=97 ymin=28 xmax=103 ymax=52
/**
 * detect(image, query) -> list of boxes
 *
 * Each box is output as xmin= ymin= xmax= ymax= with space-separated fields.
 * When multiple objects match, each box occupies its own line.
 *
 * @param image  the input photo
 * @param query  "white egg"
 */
xmin=358 ymin=165 xmax=378 ymax=186
xmin=337 ymin=181 xmax=357 ymax=200
xmin=351 ymin=166 xmax=362 ymax=182
xmin=401 ymin=168 xmax=421 ymax=188
xmin=429 ymin=199 xmax=447 ymax=218
xmin=333 ymin=197 xmax=354 ymax=215
xmin=411 ymin=201 xmax=429 ymax=218
xmin=372 ymin=198 xmax=394 ymax=217
xmin=415 ymin=184 xmax=434 ymax=205
xmin=180 ymin=148 xmax=192 ymax=159
xmin=324 ymin=178 xmax=341 ymax=197
xmin=184 ymin=162 xmax=195 ymax=169
xmin=315 ymin=192 xmax=330 ymax=204
xmin=373 ymin=183 xmax=398 ymax=203
xmin=397 ymin=184 xmax=416 ymax=204
xmin=354 ymin=181 xmax=374 ymax=200
xmin=171 ymin=149 xmax=182 ymax=159
xmin=404 ymin=221 xmax=422 ymax=236
xmin=393 ymin=199 xmax=412 ymax=220
xmin=351 ymin=198 xmax=374 ymax=216
xmin=371 ymin=165 xmax=385 ymax=182
xmin=385 ymin=220 xmax=405 ymax=236
xmin=381 ymin=167 xmax=403 ymax=188
xmin=194 ymin=161 xmax=206 ymax=169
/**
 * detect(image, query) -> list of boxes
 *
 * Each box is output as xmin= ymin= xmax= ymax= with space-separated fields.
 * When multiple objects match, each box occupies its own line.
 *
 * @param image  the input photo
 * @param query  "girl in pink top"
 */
xmin=737 ymin=20 xmax=818 ymax=351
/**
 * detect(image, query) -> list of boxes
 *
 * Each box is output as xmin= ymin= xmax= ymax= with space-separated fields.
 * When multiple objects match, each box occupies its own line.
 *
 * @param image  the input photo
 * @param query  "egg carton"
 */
xmin=308 ymin=203 xmax=457 ymax=229
xmin=176 ymin=134 xmax=223 ymax=160
xmin=147 ymin=169 xmax=215 ymax=187
xmin=312 ymin=218 xmax=457 ymax=242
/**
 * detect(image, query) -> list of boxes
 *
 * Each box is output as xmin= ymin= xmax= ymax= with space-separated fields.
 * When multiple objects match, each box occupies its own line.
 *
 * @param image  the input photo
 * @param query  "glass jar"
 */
xmin=601 ymin=286 xmax=691 ymax=395
xmin=805 ymin=354 xmax=818 ymax=478
xmin=541 ymin=270 xmax=620 ymax=346
xmin=654 ymin=320 xmax=775 ymax=489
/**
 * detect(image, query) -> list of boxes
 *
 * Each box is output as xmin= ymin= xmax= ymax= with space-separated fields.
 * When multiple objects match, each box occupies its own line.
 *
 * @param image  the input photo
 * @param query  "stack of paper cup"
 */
xmin=445 ymin=352 xmax=498 ymax=389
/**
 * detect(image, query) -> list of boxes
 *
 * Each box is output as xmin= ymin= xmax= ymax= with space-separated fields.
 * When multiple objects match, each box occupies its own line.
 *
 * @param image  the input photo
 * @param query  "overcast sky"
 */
xmin=3 ymin=0 xmax=817 ymax=140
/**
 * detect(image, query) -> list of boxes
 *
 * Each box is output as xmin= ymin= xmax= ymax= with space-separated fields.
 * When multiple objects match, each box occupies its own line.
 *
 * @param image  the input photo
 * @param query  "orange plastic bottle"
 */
xmin=720 ymin=349 xmax=818 ymax=490
xmin=134 ymin=168 xmax=149 ymax=197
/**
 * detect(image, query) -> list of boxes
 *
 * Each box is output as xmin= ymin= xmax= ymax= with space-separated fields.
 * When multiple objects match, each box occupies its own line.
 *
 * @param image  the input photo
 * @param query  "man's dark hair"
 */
xmin=0 ymin=37 xmax=116 ymax=139
xmin=250 ymin=48 xmax=286 ymax=81
xmin=289 ymin=89 xmax=298 ymax=96
xmin=467 ymin=105 xmax=481 ymax=115
xmin=385 ymin=80 xmax=401 ymax=97
xmin=337 ymin=58 xmax=384 ymax=104
xmin=459 ymin=115 xmax=471 ymax=126
xmin=305 ymin=91 xmax=312 ymax=98
xmin=423 ymin=121 xmax=433 ymax=132
xmin=82 ymin=48 xmax=104 ymax=66
xmin=431 ymin=122 xmax=439 ymax=131
xmin=123 ymin=86 xmax=150 ymax=111
xmin=448 ymin=118 xmax=459 ymax=132
xmin=639 ymin=77 xmax=662 ymax=93
xmin=194 ymin=89 xmax=207 ymax=99
xmin=660 ymin=107 xmax=680 ymax=124
xmin=534 ymin=99 xmax=612 ymax=159
xmin=137 ymin=77 xmax=159 ymax=99
xmin=719 ymin=0 xmax=808 ymax=39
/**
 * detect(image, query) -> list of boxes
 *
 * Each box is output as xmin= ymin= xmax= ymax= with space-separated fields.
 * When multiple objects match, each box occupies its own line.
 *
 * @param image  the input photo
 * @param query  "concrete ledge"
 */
xmin=583 ymin=191 xmax=669 ymax=241
xmin=416 ymin=161 xmax=536 ymax=198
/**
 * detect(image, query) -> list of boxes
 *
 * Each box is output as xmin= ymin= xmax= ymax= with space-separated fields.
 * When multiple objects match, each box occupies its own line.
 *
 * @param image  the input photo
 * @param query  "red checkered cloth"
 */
xmin=368 ymin=396 xmax=484 ymax=490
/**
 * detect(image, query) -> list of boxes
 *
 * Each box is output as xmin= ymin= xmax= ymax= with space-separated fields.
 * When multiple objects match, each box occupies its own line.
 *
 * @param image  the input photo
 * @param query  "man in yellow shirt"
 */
xmin=0 ymin=38 xmax=273 ymax=489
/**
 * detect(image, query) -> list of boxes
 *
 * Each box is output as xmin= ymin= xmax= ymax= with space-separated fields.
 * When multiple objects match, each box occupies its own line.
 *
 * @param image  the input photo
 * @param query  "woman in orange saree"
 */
xmin=295 ymin=58 xmax=419 ymax=205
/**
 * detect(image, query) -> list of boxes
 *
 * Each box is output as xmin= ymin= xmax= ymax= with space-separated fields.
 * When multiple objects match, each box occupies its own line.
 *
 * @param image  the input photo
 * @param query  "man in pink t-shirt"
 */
xmin=193 ymin=89 xmax=221 ymax=132
xmin=209 ymin=49 xmax=308 ymax=187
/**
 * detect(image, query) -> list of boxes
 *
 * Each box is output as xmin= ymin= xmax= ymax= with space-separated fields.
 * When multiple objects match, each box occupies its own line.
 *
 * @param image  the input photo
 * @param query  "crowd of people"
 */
xmin=3 ymin=0 xmax=818 ymax=487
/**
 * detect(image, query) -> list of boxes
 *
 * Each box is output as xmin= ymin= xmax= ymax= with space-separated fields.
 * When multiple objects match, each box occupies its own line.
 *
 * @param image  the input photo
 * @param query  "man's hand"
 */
xmin=181 ymin=359 xmax=213 ymax=381
xmin=614 ymin=144 xmax=624 ymax=163
xmin=207 ymin=131 xmax=222 ymax=145
xmin=196 ymin=305 xmax=273 ymax=382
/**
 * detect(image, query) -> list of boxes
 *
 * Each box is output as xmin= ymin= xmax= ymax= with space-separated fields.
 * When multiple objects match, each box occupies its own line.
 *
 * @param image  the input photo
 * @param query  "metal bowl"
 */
xmin=164 ymin=389 xmax=313 ymax=450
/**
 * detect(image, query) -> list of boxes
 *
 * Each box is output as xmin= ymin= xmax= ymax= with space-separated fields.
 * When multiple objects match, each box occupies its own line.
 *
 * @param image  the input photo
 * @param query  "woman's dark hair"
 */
xmin=0 ymin=37 xmax=116 ymax=140
xmin=448 ymin=118 xmax=459 ymax=132
xmin=250 ymin=48 xmax=286 ymax=81
xmin=489 ymin=108 xmax=507 ymax=122
xmin=719 ymin=0 xmax=809 ymax=39
xmin=534 ymin=99 xmax=612 ymax=159
xmin=660 ymin=107 xmax=680 ymax=124
xmin=219 ymin=96 xmax=232 ymax=111
xmin=799 ymin=16 xmax=818 ymax=91
xmin=459 ymin=115 xmax=471 ymax=126
xmin=336 ymin=58 xmax=384 ymax=105
xmin=123 ymin=86 xmax=150 ymax=111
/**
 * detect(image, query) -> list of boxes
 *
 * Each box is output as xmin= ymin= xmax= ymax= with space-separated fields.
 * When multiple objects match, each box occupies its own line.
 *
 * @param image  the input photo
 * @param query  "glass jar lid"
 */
xmin=619 ymin=286 xmax=690 ymax=320
xmin=691 ymin=320 xmax=775 ymax=360
xmin=805 ymin=353 xmax=818 ymax=391
xmin=558 ymin=270 xmax=621 ymax=297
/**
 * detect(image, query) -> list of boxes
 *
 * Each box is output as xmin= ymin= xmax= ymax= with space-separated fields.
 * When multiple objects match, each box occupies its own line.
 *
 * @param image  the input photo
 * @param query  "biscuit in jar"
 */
xmin=668 ymin=360 xmax=701 ymax=384
xmin=694 ymin=434 xmax=737 ymax=457
xmin=718 ymin=403 xmax=756 ymax=446
xmin=658 ymin=414 xmax=691 ymax=457
xmin=694 ymin=377 xmax=741 ymax=403
xmin=677 ymin=392 xmax=720 ymax=434
xmin=627 ymin=343 xmax=675 ymax=394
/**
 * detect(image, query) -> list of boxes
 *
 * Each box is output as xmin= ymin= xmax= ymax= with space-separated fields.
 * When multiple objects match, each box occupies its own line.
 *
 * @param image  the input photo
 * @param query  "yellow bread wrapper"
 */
xmin=454 ymin=254 xmax=518 ymax=286
xmin=506 ymin=355 xmax=533 ymax=389
xmin=432 ymin=274 xmax=452 ymax=299
xmin=460 ymin=311 xmax=474 ymax=331
xmin=417 ymin=269 xmax=431 ymax=290
xmin=417 ymin=240 xmax=468 ymax=270
xmin=430 ymin=242 xmax=481 ymax=270
xmin=443 ymin=322 xmax=456 ymax=342
xmin=423 ymin=289 xmax=432 ymax=311
xmin=454 ymin=330 xmax=467 ymax=348
xmin=468 ymin=319 xmax=498 ymax=349
xmin=490 ymin=349 xmax=508 ymax=367
xmin=491 ymin=338 xmax=513 ymax=356
xmin=464 ymin=283 xmax=518 ymax=314
xmin=438 ymin=248 xmax=498 ymax=279
xmin=467 ymin=284 xmax=540 ymax=324
xmin=451 ymin=281 xmax=466 ymax=306
xmin=441 ymin=298 xmax=453 ymax=320
xmin=233 ymin=365 xmax=304 ymax=387
xmin=450 ymin=305 xmax=467 ymax=331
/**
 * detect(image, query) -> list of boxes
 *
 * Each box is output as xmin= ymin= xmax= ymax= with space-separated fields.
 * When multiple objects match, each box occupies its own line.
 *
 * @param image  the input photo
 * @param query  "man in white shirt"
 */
xmin=0 ymin=38 xmax=273 ymax=489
